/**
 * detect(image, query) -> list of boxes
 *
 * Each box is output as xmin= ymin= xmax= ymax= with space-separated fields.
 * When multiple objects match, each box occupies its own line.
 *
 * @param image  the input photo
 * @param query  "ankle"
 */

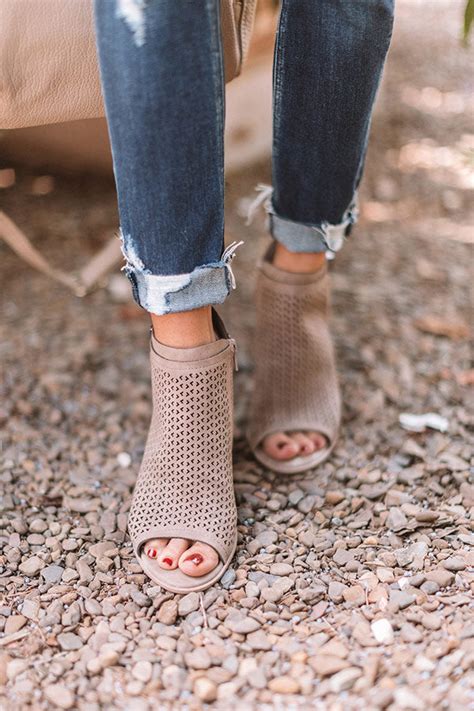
xmin=151 ymin=306 xmax=215 ymax=348
xmin=272 ymin=242 xmax=326 ymax=274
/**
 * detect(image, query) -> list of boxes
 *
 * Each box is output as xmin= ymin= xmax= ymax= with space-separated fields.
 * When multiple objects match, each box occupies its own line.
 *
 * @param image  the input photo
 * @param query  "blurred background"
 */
xmin=1 ymin=0 xmax=472 ymax=293
xmin=1 ymin=0 xmax=471 ymax=384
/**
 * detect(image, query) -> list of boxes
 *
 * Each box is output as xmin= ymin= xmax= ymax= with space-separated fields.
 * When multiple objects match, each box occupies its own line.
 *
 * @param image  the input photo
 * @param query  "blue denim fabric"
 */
xmin=270 ymin=0 xmax=394 ymax=254
xmin=94 ymin=0 xmax=394 ymax=315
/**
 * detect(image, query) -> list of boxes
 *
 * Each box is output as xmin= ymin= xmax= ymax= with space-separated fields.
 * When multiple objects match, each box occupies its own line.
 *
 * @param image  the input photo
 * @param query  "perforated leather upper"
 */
xmin=128 ymin=335 xmax=237 ymax=563
xmin=247 ymin=259 xmax=341 ymax=452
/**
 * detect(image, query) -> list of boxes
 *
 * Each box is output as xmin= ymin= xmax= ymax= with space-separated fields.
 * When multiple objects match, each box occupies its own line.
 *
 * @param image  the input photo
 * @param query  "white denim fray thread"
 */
xmin=119 ymin=231 xmax=243 ymax=315
xmin=247 ymin=184 xmax=358 ymax=259
xmin=116 ymin=0 xmax=148 ymax=47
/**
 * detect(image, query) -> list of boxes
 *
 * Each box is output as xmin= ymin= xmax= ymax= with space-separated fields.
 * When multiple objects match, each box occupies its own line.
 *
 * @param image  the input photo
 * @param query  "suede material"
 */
xmin=128 ymin=321 xmax=237 ymax=592
xmin=247 ymin=255 xmax=341 ymax=473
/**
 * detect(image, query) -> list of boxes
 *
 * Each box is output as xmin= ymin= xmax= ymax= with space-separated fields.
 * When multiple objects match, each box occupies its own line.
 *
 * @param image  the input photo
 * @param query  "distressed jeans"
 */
xmin=94 ymin=0 xmax=394 ymax=315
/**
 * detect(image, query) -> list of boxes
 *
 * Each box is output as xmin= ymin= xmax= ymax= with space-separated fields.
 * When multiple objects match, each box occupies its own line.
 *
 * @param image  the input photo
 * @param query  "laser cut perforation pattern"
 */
xmin=128 ymin=346 xmax=237 ymax=561
xmin=247 ymin=266 xmax=341 ymax=452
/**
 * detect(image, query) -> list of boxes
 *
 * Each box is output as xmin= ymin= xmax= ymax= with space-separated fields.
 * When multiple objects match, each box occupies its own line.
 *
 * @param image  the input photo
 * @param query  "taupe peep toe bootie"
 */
xmin=128 ymin=311 xmax=238 ymax=593
xmin=247 ymin=246 xmax=341 ymax=474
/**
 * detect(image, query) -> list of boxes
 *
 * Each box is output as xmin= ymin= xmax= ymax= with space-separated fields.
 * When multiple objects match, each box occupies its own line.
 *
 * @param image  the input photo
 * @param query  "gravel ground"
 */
xmin=1 ymin=3 xmax=473 ymax=710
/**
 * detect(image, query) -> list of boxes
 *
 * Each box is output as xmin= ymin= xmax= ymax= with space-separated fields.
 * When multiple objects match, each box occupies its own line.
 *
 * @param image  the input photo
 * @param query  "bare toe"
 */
xmin=157 ymin=538 xmax=190 ymax=570
xmin=178 ymin=542 xmax=219 ymax=577
xmin=144 ymin=538 xmax=168 ymax=560
xmin=306 ymin=431 xmax=327 ymax=451
xmin=262 ymin=432 xmax=300 ymax=461
xmin=289 ymin=432 xmax=317 ymax=455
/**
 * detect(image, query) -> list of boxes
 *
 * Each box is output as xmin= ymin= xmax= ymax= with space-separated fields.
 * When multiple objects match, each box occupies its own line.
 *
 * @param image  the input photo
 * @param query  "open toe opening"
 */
xmin=134 ymin=527 xmax=237 ymax=594
xmin=254 ymin=428 xmax=335 ymax=475
xmin=138 ymin=545 xmax=234 ymax=595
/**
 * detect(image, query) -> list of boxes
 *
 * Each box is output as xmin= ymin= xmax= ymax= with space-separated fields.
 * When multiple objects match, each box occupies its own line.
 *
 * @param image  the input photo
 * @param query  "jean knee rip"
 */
xmin=247 ymin=184 xmax=359 ymax=258
xmin=119 ymin=230 xmax=243 ymax=315
xmin=116 ymin=0 xmax=148 ymax=47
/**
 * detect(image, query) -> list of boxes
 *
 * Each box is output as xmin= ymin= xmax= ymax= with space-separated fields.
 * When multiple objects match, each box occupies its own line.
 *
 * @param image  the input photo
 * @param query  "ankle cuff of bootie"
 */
xmin=151 ymin=332 xmax=230 ymax=363
xmin=260 ymin=245 xmax=328 ymax=286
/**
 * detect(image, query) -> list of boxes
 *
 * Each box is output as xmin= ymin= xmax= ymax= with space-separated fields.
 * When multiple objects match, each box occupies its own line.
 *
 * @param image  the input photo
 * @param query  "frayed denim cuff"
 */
xmin=268 ymin=206 xmax=356 ymax=254
xmin=126 ymin=263 xmax=230 ymax=315
xmin=247 ymin=185 xmax=358 ymax=257
xmin=120 ymin=236 xmax=243 ymax=316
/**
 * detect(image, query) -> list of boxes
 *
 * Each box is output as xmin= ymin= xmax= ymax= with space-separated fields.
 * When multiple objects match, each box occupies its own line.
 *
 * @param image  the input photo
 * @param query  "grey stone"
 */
xmin=178 ymin=592 xmax=200 ymax=617
xmin=57 ymin=632 xmax=83 ymax=651
xmin=225 ymin=613 xmax=261 ymax=634
xmin=41 ymin=564 xmax=64 ymax=585
xmin=221 ymin=568 xmax=237 ymax=589
xmin=400 ymin=623 xmax=423 ymax=643
xmin=442 ymin=556 xmax=466 ymax=572
xmin=386 ymin=508 xmax=408 ymax=531
xmin=390 ymin=589 xmax=416 ymax=609
xmin=328 ymin=581 xmax=348 ymax=603
xmin=21 ymin=599 xmax=40 ymax=621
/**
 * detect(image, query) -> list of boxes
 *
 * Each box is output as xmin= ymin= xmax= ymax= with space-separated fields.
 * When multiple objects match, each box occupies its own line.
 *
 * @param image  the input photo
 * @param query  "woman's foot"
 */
xmin=260 ymin=243 xmax=329 ymax=464
xmin=143 ymin=538 xmax=219 ymax=577
xmin=262 ymin=431 xmax=327 ymax=461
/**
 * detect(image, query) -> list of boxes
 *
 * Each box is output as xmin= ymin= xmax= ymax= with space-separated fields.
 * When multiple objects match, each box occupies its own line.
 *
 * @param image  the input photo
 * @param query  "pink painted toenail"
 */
xmin=185 ymin=554 xmax=203 ymax=566
xmin=148 ymin=549 xmax=157 ymax=559
xmin=162 ymin=557 xmax=173 ymax=566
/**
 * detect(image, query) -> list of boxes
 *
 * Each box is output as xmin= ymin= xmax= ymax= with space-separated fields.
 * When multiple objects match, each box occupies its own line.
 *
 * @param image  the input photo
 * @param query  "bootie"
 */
xmin=128 ymin=310 xmax=238 ymax=593
xmin=247 ymin=247 xmax=341 ymax=474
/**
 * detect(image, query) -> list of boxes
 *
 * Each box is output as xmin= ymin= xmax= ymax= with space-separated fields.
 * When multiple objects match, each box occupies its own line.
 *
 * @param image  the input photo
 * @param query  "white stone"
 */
xmin=371 ymin=618 xmax=394 ymax=644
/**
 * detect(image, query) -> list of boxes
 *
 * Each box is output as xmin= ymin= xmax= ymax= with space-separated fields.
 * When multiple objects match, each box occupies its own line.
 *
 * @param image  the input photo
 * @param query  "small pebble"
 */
xmin=269 ymin=563 xmax=293 ymax=576
xmin=193 ymin=677 xmax=217 ymax=702
xmin=442 ymin=556 xmax=466 ymax=572
xmin=184 ymin=648 xmax=212 ymax=670
xmin=371 ymin=619 xmax=394 ymax=644
xmin=19 ymin=556 xmax=44 ymax=576
xmin=329 ymin=667 xmax=362 ymax=693
xmin=4 ymin=615 xmax=27 ymax=635
xmin=43 ymin=684 xmax=75 ymax=710
xmin=268 ymin=676 xmax=300 ymax=694
xmin=117 ymin=452 xmax=132 ymax=468
xmin=158 ymin=600 xmax=178 ymax=625
xmin=178 ymin=593 xmax=200 ymax=617
xmin=57 ymin=633 xmax=83 ymax=651
xmin=132 ymin=661 xmax=152 ymax=682
xmin=41 ymin=564 xmax=64 ymax=585
xmin=421 ymin=613 xmax=442 ymax=631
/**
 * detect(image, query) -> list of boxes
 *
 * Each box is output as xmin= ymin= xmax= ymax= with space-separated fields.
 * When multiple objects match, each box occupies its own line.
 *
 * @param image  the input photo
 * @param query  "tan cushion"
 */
xmin=0 ymin=0 xmax=257 ymax=129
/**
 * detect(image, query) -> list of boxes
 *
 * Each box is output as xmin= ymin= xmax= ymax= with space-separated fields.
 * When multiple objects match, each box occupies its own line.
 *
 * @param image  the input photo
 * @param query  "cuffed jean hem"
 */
xmin=125 ymin=264 xmax=231 ymax=315
xmin=268 ymin=197 xmax=356 ymax=255
xmin=268 ymin=196 xmax=359 ymax=256
xmin=120 ymin=235 xmax=243 ymax=316
xmin=247 ymin=185 xmax=359 ymax=257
